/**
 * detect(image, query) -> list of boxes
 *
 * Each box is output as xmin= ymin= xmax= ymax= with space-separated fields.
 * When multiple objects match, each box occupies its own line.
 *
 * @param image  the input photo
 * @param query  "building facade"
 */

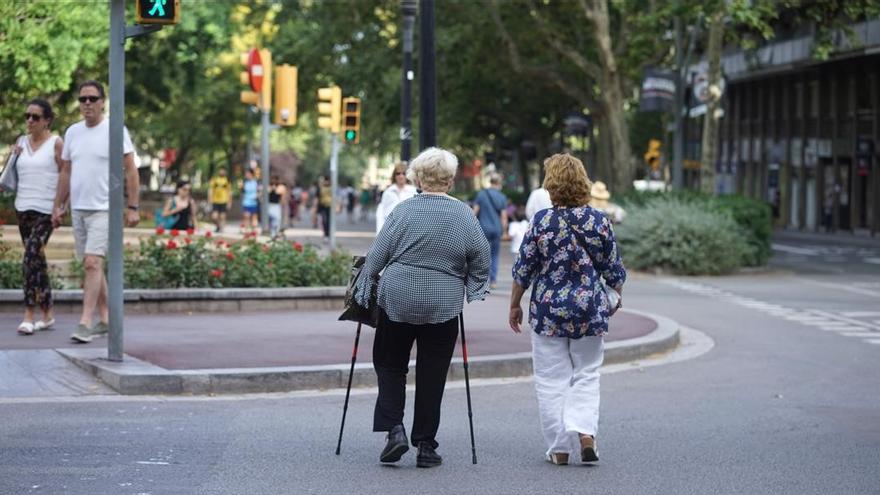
xmin=710 ymin=19 xmax=880 ymax=234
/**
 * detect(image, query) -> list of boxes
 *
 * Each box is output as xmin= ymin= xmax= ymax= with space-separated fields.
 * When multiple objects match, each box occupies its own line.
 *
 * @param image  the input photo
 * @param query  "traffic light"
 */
xmin=316 ymin=86 xmax=342 ymax=133
xmin=341 ymin=97 xmax=361 ymax=144
xmin=274 ymin=65 xmax=298 ymax=126
xmin=136 ymin=0 xmax=180 ymax=25
xmin=239 ymin=48 xmax=272 ymax=111
xmin=644 ymin=139 xmax=662 ymax=171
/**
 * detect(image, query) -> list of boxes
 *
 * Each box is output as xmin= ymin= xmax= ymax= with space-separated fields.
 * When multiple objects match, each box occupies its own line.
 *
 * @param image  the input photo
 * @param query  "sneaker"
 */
xmin=579 ymin=434 xmax=598 ymax=463
xmin=92 ymin=322 xmax=109 ymax=338
xmin=416 ymin=441 xmax=442 ymax=468
xmin=379 ymin=425 xmax=409 ymax=463
xmin=70 ymin=323 xmax=95 ymax=343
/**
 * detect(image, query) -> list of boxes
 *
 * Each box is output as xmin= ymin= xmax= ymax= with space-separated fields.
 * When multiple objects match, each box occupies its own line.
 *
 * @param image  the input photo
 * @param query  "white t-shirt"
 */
xmin=376 ymin=184 xmax=417 ymax=233
xmin=15 ymin=135 xmax=60 ymax=215
xmin=525 ymin=187 xmax=553 ymax=221
xmin=61 ymin=118 xmax=134 ymax=211
xmin=508 ymin=220 xmax=530 ymax=254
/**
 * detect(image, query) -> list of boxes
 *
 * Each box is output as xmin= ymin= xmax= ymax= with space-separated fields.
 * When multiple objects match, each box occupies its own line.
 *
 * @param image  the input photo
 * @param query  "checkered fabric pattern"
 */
xmin=355 ymin=193 xmax=491 ymax=325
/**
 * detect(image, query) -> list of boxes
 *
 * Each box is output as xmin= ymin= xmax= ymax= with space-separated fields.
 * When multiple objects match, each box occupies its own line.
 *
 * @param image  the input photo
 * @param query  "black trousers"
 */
xmin=372 ymin=310 xmax=458 ymax=449
xmin=16 ymin=210 xmax=53 ymax=310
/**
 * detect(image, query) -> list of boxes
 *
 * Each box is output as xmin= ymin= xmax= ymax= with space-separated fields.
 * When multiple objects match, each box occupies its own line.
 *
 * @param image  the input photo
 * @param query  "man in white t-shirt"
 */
xmin=525 ymin=186 xmax=553 ymax=221
xmin=52 ymin=81 xmax=140 ymax=344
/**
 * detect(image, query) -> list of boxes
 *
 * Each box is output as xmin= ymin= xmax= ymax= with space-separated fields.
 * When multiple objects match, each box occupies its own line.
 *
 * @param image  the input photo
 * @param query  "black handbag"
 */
xmin=338 ymin=255 xmax=381 ymax=328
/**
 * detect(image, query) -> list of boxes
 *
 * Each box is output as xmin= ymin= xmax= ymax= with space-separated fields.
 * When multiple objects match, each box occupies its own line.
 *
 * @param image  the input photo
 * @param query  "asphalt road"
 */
xmin=2 ymin=258 xmax=879 ymax=494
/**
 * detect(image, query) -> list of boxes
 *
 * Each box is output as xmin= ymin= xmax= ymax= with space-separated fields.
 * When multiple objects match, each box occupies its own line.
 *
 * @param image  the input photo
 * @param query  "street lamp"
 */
xmin=401 ymin=0 xmax=416 ymax=162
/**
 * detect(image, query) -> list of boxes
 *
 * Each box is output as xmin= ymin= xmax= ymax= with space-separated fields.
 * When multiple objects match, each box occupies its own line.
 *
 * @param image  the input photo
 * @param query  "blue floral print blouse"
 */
xmin=512 ymin=206 xmax=626 ymax=338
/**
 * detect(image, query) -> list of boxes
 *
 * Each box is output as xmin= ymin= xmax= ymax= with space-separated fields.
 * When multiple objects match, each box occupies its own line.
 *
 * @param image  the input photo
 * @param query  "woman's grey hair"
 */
xmin=406 ymin=147 xmax=458 ymax=190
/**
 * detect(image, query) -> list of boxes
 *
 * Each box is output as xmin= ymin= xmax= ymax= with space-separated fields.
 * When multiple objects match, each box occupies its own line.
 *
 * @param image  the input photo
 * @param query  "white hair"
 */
xmin=406 ymin=147 xmax=458 ymax=191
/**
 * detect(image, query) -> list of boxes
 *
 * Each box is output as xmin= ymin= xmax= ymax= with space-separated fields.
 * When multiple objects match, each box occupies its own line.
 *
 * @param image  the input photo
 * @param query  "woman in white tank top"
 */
xmin=10 ymin=99 xmax=63 ymax=335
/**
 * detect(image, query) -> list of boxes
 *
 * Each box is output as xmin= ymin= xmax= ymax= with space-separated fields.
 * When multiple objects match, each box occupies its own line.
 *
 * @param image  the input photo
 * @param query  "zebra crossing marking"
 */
xmin=661 ymin=278 xmax=879 ymax=347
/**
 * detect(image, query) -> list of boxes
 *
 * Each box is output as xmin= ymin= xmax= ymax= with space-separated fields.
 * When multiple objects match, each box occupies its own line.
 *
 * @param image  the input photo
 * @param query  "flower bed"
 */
xmin=119 ymin=228 xmax=350 ymax=289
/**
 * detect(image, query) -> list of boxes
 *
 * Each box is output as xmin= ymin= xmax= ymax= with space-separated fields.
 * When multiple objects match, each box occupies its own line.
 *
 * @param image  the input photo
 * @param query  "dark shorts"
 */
xmin=212 ymin=203 xmax=227 ymax=214
xmin=243 ymin=205 xmax=259 ymax=215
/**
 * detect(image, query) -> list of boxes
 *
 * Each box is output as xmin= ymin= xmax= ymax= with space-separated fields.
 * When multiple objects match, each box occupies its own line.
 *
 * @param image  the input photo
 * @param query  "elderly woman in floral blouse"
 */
xmin=509 ymin=153 xmax=626 ymax=466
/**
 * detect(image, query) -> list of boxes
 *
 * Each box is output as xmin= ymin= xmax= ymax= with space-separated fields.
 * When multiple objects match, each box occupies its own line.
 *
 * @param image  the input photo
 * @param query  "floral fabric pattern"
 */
xmin=512 ymin=206 xmax=626 ymax=338
xmin=16 ymin=210 xmax=54 ymax=310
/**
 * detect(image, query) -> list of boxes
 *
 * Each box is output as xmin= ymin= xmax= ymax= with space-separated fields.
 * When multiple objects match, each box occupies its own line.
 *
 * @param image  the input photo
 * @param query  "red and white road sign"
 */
xmin=247 ymin=48 xmax=264 ymax=93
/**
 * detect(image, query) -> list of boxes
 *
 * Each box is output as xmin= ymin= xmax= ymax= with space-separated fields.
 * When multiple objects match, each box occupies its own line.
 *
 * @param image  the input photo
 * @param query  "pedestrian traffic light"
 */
xmin=274 ymin=65 xmax=298 ymax=126
xmin=316 ymin=86 xmax=342 ymax=134
xmin=136 ymin=0 xmax=180 ymax=25
xmin=239 ymin=48 xmax=272 ymax=111
xmin=341 ymin=97 xmax=361 ymax=144
xmin=644 ymin=139 xmax=662 ymax=171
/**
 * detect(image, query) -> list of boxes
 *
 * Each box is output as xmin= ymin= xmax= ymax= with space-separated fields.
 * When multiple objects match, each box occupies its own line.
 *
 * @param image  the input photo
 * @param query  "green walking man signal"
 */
xmin=136 ymin=0 xmax=180 ymax=25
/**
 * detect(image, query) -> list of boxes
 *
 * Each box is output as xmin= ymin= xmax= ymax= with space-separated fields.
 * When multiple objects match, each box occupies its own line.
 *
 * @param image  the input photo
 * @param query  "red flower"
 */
xmin=184 ymin=237 xmax=192 ymax=245
xmin=166 ymin=240 xmax=178 ymax=250
xmin=156 ymin=226 xmax=165 ymax=235
xmin=205 ymin=231 xmax=213 ymax=238
xmin=226 ymin=252 xmax=235 ymax=261
xmin=293 ymin=242 xmax=303 ymax=252
xmin=170 ymin=229 xmax=179 ymax=237
xmin=186 ymin=227 xmax=195 ymax=235
xmin=210 ymin=269 xmax=223 ymax=278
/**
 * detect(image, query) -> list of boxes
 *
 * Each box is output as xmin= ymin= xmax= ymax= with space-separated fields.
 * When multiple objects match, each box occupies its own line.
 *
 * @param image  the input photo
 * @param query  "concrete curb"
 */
xmin=56 ymin=309 xmax=680 ymax=396
xmin=0 ymin=287 xmax=347 ymax=314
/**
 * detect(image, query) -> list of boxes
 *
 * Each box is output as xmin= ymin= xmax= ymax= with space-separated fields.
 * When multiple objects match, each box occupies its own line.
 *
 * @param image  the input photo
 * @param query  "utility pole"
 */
xmin=108 ymin=0 xmax=163 ymax=362
xmin=418 ymin=0 xmax=436 ymax=150
xmin=401 ymin=0 xmax=417 ymax=162
xmin=329 ymin=134 xmax=340 ymax=250
xmin=672 ymin=17 xmax=685 ymax=190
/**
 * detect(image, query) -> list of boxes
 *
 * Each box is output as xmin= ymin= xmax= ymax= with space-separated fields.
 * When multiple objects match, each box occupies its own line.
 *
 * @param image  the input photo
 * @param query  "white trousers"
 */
xmin=531 ymin=332 xmax=604 ymax=457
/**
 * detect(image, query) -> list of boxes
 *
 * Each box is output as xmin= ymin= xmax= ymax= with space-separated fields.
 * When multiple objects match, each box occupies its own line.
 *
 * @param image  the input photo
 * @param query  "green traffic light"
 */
xmin=345 ymin=130 xmax=357 ymax=142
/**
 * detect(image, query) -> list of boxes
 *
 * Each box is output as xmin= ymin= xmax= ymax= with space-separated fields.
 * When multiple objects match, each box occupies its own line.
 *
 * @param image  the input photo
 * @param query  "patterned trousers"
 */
xmin=16 ymin=210 xmax=54 ymax=310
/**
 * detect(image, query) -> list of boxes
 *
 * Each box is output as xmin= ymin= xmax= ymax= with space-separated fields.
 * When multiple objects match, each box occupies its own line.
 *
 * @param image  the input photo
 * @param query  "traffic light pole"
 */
xmin=108 ymin=0 xmax=162 ymax=362
xmin=329 ymin=133 xmax=340 ymax=250
xmin=401 ymin=0 xmax=417 ymax=162
xmin=260 ymin=108 xmax=271 ymax=234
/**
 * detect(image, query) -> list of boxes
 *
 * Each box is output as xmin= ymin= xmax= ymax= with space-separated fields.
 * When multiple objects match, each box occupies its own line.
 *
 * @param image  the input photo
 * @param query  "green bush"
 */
xmin=616 ymin=197 xmax=752 ymax=275
xmin=617 ymin=190 xmax=772 ymax=267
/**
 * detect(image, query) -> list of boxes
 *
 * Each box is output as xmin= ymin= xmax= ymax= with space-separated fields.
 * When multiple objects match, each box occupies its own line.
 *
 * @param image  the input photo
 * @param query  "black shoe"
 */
xmin=380 ymin=425 xmax=409 ymax=463
xmin=416 ymin=441 xmax=442 ymax=468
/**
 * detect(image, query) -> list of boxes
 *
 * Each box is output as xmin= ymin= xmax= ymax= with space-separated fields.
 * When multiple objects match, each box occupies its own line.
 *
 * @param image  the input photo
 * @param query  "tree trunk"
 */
xmin=589 ymin=0 xmax=635 ymax=193
xmin=699 ymin=6 xmax=725 ymax=195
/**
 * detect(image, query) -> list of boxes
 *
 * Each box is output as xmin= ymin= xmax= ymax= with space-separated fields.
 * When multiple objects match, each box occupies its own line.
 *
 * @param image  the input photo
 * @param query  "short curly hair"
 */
xmin=542 ymin=153 xmax=592 ymax=207
xmin=406 ymin=147 xmax=458 ymax=191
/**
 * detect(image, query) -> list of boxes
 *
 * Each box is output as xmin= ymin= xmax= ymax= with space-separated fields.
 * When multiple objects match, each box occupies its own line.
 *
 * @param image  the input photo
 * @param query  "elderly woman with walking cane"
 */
xmin=509 ymin=153 xmax=626 ymax=465
xmin=353 ymin=147 xmax=491 ymax=468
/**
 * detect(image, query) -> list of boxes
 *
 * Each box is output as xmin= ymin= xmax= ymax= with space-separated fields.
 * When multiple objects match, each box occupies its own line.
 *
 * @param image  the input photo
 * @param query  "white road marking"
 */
xmin=864 ymin=257 xmax=880 ymax=265
xmin=772 ymin=243 xmax=821 ymax=256
xmin=866 ymin=339 xmax=880 ymax=345
xmin=795 ymin=278 xmax=880 ymax=299
xmin=838 ymin=332 xmax=880 ymax=338
xmin=840 ymin=311 xmax=880 ymax=317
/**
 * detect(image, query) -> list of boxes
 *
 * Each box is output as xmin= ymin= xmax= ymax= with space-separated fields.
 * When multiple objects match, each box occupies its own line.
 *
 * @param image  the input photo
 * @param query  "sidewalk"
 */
xmin=0 ymin=222 xmax=679 ymax=397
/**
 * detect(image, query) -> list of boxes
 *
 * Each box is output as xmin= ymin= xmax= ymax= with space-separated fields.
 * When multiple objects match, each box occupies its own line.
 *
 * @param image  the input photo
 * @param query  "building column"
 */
xmin=799 ymin=74 xmax=808 ymax=230
xmin=849 ymin=69 xmax=859 ymax=231
xmin=782 ymin=75 xmax=793 ymax=227
xmin=872 ymin=68 xmax=879 ymax=236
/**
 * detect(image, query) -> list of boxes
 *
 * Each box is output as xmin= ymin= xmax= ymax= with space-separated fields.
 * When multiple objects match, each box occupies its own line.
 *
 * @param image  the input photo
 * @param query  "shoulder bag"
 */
xmin=338 ymin=255 xmax=381 ymax=328
xmin=0 ymin=136 xmax=24 ymax=193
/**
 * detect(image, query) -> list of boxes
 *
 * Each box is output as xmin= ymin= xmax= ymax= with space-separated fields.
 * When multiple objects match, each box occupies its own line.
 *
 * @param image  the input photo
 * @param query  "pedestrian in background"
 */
xmin=589 ymin=181 xmax=627 ymax=224
xmin=208 ymin=167 xmax=232 ymax=233
xmin=240 ymin=168 xmax=259 ymax=233
xmin=289 ymin=183 xmax=303 ymax=224
xmin=507 ymin=206 xmax=529 ymax=256
xmin=314 ymin=176 xmax=332 ymax=239
xmin=525 ymin=185 xmax=552 ymax=222
xmin=376 ymin=162 xmax=416 ymax=233
xmin=10 ymin=98 xmax=63 ymax=335
xmin=53 ymin=80 xmax=141 ymax=343
xmin=472 ymin=172 xmax=508 ymax=289
xmin=509 ymin=153 xmax=626 ymax=465
xmin=161 ymin=180 xmax=197 ymax=232
xmin=358 ymin=187 xmax=372 ymax=222
xmin=355 ymin=147 xmax=490 ymax=468
xmin=267 ymin=175 xmax=287 ymax=238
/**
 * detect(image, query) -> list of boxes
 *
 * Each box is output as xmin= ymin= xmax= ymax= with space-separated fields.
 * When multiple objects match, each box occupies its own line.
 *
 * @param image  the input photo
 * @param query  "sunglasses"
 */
xmin=78 ymin=95 xmax=102 ymax=103
xmin=395 ymin=172 xmax=406 ymax=176
xmin=24 ymin=113 xmax=44 ymax=121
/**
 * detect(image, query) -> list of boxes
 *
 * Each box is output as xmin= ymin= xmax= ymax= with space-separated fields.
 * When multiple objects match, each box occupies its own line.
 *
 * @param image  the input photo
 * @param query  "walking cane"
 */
xmin=335 ymin=322 xmax=362 ymax=455
xmin=459 ymin=312 xmax=477 ymax=465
